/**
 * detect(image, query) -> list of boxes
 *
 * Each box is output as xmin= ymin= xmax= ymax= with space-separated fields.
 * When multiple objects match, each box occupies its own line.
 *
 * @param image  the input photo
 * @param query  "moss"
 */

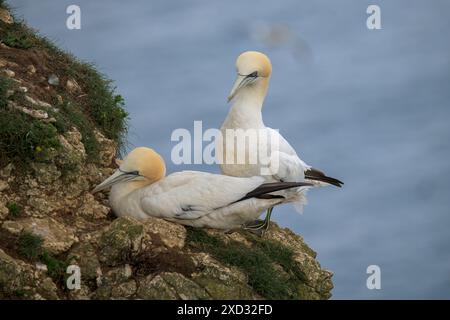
xmin=193 ymin=272 xmax=253 ymax=299
xmin=6 ymin=202 xmax=22 ymax=218
xmin=185 ymin=226 xmax=222 ymax=247
xmin=186 ymin=228 xmax=311 ymax=300
xmin=98 ymin=217 xmax=146 ymax=266
xmin=252 ymin=236 xmax=307 ymax=282
xmin=17 ymin=232 xmax=44 ymax=261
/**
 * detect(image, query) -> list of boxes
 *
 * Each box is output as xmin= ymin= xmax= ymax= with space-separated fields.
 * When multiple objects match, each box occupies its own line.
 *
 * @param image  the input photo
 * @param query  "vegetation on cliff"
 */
xmin=0 ymin=1 xmax=128 ymax=170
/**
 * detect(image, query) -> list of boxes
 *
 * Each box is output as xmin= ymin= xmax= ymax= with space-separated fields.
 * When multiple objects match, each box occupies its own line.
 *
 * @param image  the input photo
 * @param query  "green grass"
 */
xmin=186 ymin=228 xmax=307 ymax=300
xmin=2 ymin=28 xmax=33 ymax=49
xmin=0 ymin=6 xmax=129 ymax=161
xmin=58 ymin=157 xmax=81 ymax=179
xmin=0 ymin=75 xmax=61 ymax=169
xmin=36 ymin=33 xmax=129 ymax=153
xmin=65 ymin=62 xmax=129 ymax=147
xmin=253 ymin=237 xmax=307 ymax=282
xmin=0 ymin=76 xmax=12 ymax=109
xmin=6 ymin=202 xmax=22 ymax=218
xmin=18 ymin=232 xmax=44 ymax=260
xmin=0 ymin=108 xmax=61 ymax=168
xmin=16 ymin=232 xmax=69 ymax=284
xmin=54 ymin=98 xmax=100 ymax=162
xmin=40 ymin=251 xmax=69 ymax=283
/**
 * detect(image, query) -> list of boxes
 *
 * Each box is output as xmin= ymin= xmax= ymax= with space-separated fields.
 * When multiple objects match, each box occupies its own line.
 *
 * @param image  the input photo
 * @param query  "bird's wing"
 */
xmin=266 ymin=128 xmax=343 ymax=187
xmin=265 ymin=127 xmax=309 ymax=182
xmin=269 ymin=151 xmax=306 ymax=182
xmin=267 ymin=128 xmax=344 ymax=187
xmin=140 ymin=172 xmax=265 ymax=220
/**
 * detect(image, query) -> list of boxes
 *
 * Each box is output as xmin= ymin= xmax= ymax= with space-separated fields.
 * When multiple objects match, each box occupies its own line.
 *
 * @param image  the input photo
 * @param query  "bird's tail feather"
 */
xmin=292 ymin=187 xmax=309 ymax=214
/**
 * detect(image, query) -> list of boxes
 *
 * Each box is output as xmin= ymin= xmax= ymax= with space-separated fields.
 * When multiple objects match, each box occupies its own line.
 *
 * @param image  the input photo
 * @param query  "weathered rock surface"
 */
xmin=0 ymin=249 xmax=59 ymax=299
xmin=0 ymin=8 xmax=13 ymax=24
xmin=2 ymin=217 xmax=78 ymax=254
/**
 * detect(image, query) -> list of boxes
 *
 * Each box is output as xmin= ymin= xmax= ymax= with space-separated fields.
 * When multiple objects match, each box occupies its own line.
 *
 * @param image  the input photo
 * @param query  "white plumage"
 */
xmin=220 ymin=111 xmax=310 ymax=213
xmin=93 ymin=147 xmax=310 ymax=230
xmin=219 ymin=51 xmax=342 ymax=214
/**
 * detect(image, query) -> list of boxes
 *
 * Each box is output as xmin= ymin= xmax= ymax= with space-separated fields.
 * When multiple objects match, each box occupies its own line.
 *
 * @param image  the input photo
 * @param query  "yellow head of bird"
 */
xmin=228 ymin=51 xmax=272 ymax=102
xmin=92 ymin=147 xmax=166 ymax=193
xmin=121 ymin=147 xmax=166 ymax=183
xmin=235 ymin=51 xmax=272 ymax=78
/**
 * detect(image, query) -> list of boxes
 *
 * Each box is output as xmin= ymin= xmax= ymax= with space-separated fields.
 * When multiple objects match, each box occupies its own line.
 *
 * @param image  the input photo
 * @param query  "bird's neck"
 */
xmin=109 ymin=180 xmax=150 ymax=209
xmin=226 ymin=80 xmax=269 ymax=129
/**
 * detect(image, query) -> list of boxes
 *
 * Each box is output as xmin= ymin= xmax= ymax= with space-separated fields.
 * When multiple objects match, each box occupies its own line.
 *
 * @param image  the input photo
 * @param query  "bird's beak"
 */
xmin=92 ymin=169 xmax=140 ymax=193
xmin=227 ymin=74 xmax=256 ymax=102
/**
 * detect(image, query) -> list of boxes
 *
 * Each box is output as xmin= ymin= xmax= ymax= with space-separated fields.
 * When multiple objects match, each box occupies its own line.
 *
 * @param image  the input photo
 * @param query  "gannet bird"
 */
xmin=93 ymin=147 xmax=312 ymax=230
xmin=219 ymin=51 xmax=343 ymax=231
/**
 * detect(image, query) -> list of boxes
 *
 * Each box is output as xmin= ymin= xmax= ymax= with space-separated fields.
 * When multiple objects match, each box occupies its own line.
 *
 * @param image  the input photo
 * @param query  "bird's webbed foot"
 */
xmin=242 ymin=207 xmax=273 ymax=236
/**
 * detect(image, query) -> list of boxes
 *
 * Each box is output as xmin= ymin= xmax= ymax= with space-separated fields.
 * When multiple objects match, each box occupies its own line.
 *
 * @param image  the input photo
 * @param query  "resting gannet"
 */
xmin=219 ymin=51 xmax=343 ymax=231
xmin=93 ymin=147 xmax=312 ymax=230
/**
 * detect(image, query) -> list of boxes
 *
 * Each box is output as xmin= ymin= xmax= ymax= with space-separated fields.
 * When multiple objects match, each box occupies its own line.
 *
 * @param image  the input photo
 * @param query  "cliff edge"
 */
xmin=0 ymin=3 xmax=333 ymax=300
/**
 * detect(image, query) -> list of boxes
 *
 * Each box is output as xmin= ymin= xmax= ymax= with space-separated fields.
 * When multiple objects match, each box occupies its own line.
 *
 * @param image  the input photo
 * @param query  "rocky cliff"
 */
xmin=0 ymin=4 xmax=333 ymax=300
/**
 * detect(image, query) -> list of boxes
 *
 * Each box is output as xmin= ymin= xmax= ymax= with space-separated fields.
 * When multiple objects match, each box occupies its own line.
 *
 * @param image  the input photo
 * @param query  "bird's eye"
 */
xmin=248 ymin=71 xmax=258 ymax=78
xmin=119 ymin=168 xmax=140 ymax=176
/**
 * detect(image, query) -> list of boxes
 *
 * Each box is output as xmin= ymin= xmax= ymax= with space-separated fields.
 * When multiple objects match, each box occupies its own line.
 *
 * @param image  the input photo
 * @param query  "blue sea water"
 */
xmin=8 ymin=0 xmax=450 ymax=299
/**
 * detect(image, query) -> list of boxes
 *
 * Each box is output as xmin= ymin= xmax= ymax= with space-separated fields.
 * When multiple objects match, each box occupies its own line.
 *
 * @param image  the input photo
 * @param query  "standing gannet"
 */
xmin=219 ymin=51 xmax=343 ymax=231
xmin=93 ymin=147 xmax=312 ymax=230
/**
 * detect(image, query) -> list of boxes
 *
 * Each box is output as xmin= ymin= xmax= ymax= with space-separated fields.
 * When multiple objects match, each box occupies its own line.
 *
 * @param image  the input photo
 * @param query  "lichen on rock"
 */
xmin=97 ymin=217 xmax=149 ymax=266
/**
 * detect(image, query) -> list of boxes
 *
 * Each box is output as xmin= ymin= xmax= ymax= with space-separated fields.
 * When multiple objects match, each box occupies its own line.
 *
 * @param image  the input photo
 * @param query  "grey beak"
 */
xmin=92 ymin=169 xmax=140 ymax=193
xmin=227 ymin=74 xmax=257 ymax=102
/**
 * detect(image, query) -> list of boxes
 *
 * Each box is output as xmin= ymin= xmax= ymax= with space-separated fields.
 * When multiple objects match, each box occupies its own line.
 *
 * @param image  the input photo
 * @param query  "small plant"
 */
xmin=6 ymin=202 xmax=22 ymax=218
xmin=253 ymin=237 xmax=307 ymax=282
xmin=12 ymin=290 xmax=26 ymax=298
xmin=55 ymin=99 xmax=100 ymax=162
xmin=0 ymin=6 xmax=129 ymax=167
xmin=0 ymin=76 xmax=12 ymax=109
xmin=16 ymin=231 xmax=69 ymax=285
xmin=2 ymin=30 xmax=33 ymax=49
xmin=40 ymin=251 xmax=69 ymax=283
xmin=0 ymin=109 xmax=61 ymax=168
xmin=18 ymin=232 xmax=44 ymax=260
xmin=66 ymin=62 xmax=129 ymax=150
xmin=59 ymin=157 xmax=81 ymax=179
xmin=16 ymin=230 xmax=69 ymax=284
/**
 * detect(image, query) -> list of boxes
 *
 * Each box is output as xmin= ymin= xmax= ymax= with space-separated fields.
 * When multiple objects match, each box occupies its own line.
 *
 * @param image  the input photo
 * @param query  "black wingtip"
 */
xmin=236 ymin=181 xmax=313 ymax=203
